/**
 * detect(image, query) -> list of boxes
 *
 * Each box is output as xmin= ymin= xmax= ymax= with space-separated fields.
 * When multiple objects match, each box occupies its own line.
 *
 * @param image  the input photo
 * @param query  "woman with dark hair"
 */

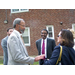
xmin=67 ymin=28 xmax=75 ymax=50
xmin=43 ymin=29 xmax=75 ymax=65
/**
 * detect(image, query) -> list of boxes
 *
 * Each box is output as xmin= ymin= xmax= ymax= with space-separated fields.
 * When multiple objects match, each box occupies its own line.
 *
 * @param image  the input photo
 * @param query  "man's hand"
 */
xmin=34 ymin=54 xmax=45 ymax=62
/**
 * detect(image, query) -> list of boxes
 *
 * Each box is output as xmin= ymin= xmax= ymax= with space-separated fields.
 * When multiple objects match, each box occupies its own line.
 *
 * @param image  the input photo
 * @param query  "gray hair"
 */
xmin=13 ymin=18 xmax=25 ymax=28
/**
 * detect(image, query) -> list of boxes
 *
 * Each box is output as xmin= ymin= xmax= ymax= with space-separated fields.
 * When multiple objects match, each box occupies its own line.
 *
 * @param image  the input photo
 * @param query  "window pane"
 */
xmin=48 ymin=27 xmax=52 ymax=37
xmin=46 ymin=26 xmax=54 ymax=39
xmin=48 ymin=32 xmax=52 ymax=37
xmin=22 ymin=29 xmax=28 ymax=36
xmin=23 ymin=37 xmax=29 ymax=43
xmin=12 ymin=9 xmax=19 ymax=12
xmin=20 ymin=9 xmax=28 ymax=11
xmin=48 ymin=27 xmax=52 ymax=31
xmin=22 ymin=27 xmax=30 ymax=46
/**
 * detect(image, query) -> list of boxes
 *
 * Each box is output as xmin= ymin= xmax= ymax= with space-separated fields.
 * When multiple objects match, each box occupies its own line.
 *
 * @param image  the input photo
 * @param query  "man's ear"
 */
xmin=14 ymin=24 xmax=19 ymax=31
xmin=7 ymin=32 xmax=9 ymax=35
xmin=16 ymin=24 xmax=19 ymax=28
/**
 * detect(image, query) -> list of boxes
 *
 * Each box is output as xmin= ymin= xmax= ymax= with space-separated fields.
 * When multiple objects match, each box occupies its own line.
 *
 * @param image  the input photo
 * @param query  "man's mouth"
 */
xmin=42 ymin=36 xmax=46 ymax=38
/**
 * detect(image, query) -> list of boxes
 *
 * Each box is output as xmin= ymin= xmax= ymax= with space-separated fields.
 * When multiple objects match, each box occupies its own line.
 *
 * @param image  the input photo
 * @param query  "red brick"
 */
xmin=0 ymin=9 xmax=75 ymax=56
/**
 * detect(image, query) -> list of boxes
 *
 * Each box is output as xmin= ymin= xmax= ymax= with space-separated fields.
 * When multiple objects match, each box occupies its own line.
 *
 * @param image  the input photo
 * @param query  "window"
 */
xmin=72 ymin=24 xmax=75 ymax=31
xmin=46 ymin=25 xmax=54 ymax=39
xmin=22 ymin=27 xmax=30 ymax=46
xmin=72 ymin=24 xmax=75 ymax=48
xmin=11 ymin=9 xmax=29 ymax=13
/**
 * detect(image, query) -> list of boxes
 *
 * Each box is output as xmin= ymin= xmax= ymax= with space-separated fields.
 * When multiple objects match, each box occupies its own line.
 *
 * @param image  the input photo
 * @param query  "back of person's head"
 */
xmin=60 ymin=29 xmax=74 ymax=47
xmin=13 ymin=18 xmax=25 ymax=28
xmin=7 ymin=28 xmax=13 ymax=32
xmin=67 ymin=28 xmax=75 ymax=39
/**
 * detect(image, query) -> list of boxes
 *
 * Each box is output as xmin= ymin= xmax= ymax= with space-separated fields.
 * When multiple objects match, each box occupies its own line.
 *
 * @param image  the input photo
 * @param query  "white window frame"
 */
xmin=46 ymin=25 xmax=54 ymax=39
xmin=22 ymin=27 xmax=30 ymax=46
xmin=72 ymin=24 xmax=75 ymax=31
xmin=72 ymin=24 xmax=75 ymax=48
xmin=11 ymin=9 xmax=29 ymax=13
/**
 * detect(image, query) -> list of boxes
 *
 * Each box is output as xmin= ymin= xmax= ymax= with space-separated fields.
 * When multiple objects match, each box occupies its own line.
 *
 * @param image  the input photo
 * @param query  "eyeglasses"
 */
xmin=57 ymin=35 xmax=61 ymax=37
xmin=19 ymin=24 xmax=25 ymax=27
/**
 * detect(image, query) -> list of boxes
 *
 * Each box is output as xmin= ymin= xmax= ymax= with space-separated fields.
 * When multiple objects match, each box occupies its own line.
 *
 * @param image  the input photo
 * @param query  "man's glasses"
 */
xmin=19 ymin=24 xmax=25 ymax=27
xmin=20 ymin=25 xmax=25 ymax=27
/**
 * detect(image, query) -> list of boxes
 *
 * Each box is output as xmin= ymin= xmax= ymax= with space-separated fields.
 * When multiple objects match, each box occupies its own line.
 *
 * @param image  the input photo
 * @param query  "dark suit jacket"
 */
xmin=1 ymin=36 xmax=8 ymax=65
xmin=43 ymin=45 xmax=75 ymax=65
xmin=36 ymin=38 xmax=56 ymax=65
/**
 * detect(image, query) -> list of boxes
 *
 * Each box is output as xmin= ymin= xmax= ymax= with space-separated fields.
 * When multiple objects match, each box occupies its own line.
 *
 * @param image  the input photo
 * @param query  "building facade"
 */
xmin=0 ymin=9 xmax=75 ymax=56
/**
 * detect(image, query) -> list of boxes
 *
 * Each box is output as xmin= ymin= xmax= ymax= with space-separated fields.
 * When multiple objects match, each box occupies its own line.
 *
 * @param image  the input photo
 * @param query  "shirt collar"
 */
xmin=14 ymin=29 xmax=22 ymax=37
xmin=42 ymin=38 xmax=47 ymax=41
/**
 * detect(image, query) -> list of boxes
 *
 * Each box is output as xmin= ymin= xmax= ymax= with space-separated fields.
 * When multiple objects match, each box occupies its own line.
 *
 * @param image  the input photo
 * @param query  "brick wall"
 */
xmin=0 ymin=9 xmax=75 ymax=56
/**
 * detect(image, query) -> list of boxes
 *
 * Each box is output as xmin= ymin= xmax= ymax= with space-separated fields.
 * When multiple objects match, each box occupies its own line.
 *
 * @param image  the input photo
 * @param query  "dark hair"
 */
xmin=7 ymin=28 xmax=13 ymax=32
xmin=41 ymin=29 xmax=48 ymax=34
xmin=60 ymin=29 xmax=74 ymax=47
xmin=13 ymin=18 xmax=25 ymax=28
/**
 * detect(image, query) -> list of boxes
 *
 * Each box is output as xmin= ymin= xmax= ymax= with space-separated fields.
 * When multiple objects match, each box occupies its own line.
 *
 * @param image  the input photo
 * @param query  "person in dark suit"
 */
xmin=1 ymin=28 xmax=13 ymax=65
xmin=43 ymin=29 xmax=75 ymax=65
xmin=36 ymin=29 xmax=56 ymax=65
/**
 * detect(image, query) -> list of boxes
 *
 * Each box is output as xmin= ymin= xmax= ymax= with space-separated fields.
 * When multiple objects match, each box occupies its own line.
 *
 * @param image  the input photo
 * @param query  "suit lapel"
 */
xmin=37 ymin=39 xmax=41 ymax=55
xmin=40 ymin=39 xmax=41 ymax=50
xmin=46 ymin=38 xmax=48 ymax=57
xmin=19 ymin=36 xmax=28 ymax=56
